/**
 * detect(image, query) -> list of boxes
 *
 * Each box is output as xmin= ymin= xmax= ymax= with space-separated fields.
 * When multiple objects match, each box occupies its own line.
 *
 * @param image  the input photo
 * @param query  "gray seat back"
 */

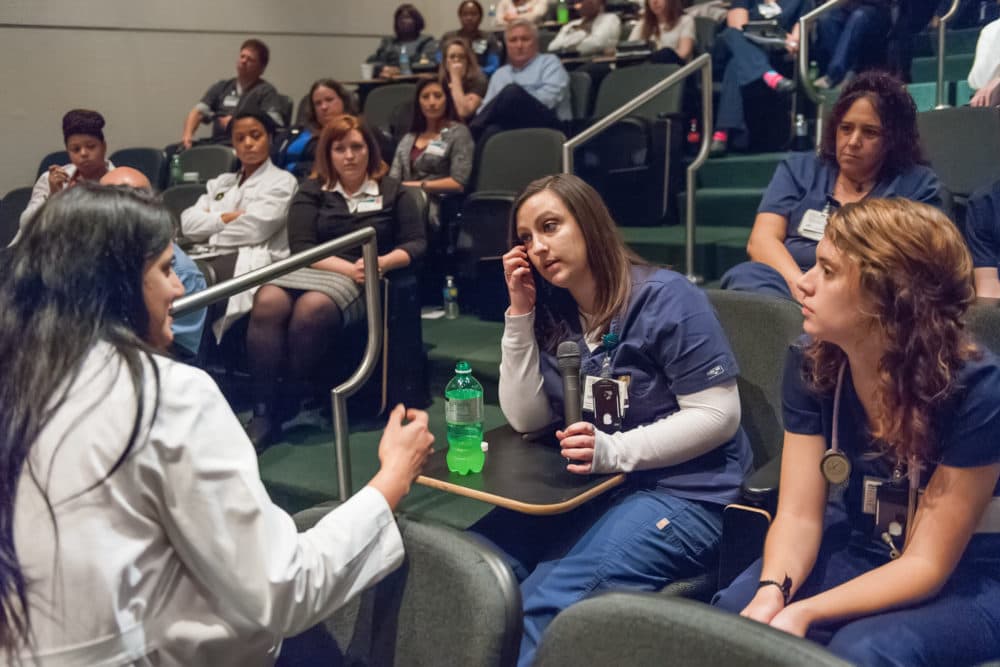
xmin=592 ymin=63 xmax=682 ymax=121
xmin=535 ymin=593 xmax=851 ymax=667
xmin=569 ymin=70 xmax=593 ymax=121
xmin=1 ymin=187 xmax=33 ymax=246
xmin=474 ymin=128 xmax=566 ymax=193
xmin=36 ymin=150 xmax=69 ymax=178
xmin=705 ymin=289 xmax=803 ymax=466
xmin=294 ymin=508 xmax=522 ymax=667
xmin=109 ymin=147 xmax=169 ymax=191
xmin=177 ymin=145 xmax=237 ymax=183
xmin=918 ymin=107 xmax=1000 ymax=199
xmin=363 ymin=83 xmax=417 ymax=133
xmin=968 ymin=301 xmax=1000 ymax=355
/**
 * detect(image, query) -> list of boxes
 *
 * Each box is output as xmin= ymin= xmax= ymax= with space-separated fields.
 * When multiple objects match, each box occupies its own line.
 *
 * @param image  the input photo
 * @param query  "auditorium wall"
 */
xmin=0 ymin=0 xmax=454 ymax=194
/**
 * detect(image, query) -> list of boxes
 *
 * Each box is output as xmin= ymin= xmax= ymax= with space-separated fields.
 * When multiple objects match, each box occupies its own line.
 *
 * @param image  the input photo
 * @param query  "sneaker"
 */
xmin=813 ymin=76 xmax=832 ymax=90
xmin=710 ymin=138 xmax=727 ymax=156
xmin=775 ymin=77 xmax=796 ymax=94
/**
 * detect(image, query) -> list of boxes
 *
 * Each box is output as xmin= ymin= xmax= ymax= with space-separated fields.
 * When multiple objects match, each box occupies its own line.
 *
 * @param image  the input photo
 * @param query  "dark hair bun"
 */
xmin=62 ymin=109 xmax=106 ymax=143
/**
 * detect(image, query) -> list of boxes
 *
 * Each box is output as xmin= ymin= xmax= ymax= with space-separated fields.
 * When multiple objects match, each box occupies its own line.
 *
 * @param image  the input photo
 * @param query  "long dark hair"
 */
xmin=508 ymin=174 xmax=648 ymax=353
xmin=639 ymin=0 xmax=683 ymax=40
xmin=408 ymin=78 xmax=460 ymax=134
xmin=303 ymin=78 xmax=358 ymax=131
xmin=820 ymin=70 xmax=926 ymax=181
xmin=0 ymin=184 xmax=173 ymax=655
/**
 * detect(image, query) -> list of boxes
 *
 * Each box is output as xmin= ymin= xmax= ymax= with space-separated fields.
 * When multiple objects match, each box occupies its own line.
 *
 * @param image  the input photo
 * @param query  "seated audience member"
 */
xmin=17 ymin=109 xmax=113 ymax=237
xmin=1 ymin=183 xmax=435 ymax=665
xmin=390 ymin=79 xmax=474 ymax=227
xmin=970 ymin=17 xmax=1000 ymax=107
xmin=469 ymin=19 xmax=571 ymax=139
xmin=813 ymin=1 xmax=892 ymax=90
xmin=963 ymin=179 xmax=1000 ymax=297
xmin=246 ymin=115 xmax=426 ymax=447
xmin=180 ymin=112 xmax=297 ymax=342
xmin=711 ymin=0 xmax=804 ymax=155
xmin=440 ymin=36 xmax=490 ymax=119
xmin=721 ymin=72 xmax=942 ymax=301
xmin=714 ymin=198 xmax=1000 ymax=667
xmin=179 ymin=39 xmax=285 ymax=149
xmin=547 ymin=0 xmax=621 ymax=56
xmin=475 ymin=174 xmax=752 ymax=667
xmin=283 ymin=79 xmax=358 ymax=178
xmin=99 ymin=166 xmax=208 ymax=360
xmin=495 ymin=0 xmax=549 ymax=28
xmin=367 ymin=4 xmax=438 ymax=78
xmin=440 ymin=0 xmax=503 ymax=75
xmin=628 ymin=0 xmax=696 ymax=63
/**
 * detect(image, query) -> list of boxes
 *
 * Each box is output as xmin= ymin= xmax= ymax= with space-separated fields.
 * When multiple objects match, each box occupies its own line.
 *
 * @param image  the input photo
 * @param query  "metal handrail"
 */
xmin=171 ymin=226 xmax=382 ymax=502
xmin=562 ymin=53 xmax=713 ymax=282
xmin=798 ymin=0 xmax=849 ymax=149
xmin=936 ymin=0 xmax=962 ymax=108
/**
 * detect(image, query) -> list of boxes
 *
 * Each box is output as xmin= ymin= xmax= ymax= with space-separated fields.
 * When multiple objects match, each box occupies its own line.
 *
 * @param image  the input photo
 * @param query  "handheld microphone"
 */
xmin=557 ymin=340 xmax=582 ymax=427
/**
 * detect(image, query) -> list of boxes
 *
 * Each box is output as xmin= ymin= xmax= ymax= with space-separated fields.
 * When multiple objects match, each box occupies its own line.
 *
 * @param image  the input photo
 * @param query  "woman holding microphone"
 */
xmin=471 ymin=174 xmax=752 ymax=667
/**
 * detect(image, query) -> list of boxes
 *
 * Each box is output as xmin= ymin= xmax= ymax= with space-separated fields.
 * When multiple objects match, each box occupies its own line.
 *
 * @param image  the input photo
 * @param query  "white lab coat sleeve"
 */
xmin=180 ymin=189 xmax=225 ymax=242
xmin=148 ymin=363 xmax=404 ymax=638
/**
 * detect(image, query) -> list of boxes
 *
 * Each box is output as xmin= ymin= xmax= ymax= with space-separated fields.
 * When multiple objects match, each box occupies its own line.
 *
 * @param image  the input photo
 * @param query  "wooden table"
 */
xmin=416 ymin=424 xmax=625 ymax=515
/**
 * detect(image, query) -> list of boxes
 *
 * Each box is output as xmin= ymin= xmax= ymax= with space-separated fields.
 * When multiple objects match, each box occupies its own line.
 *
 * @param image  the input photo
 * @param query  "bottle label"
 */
xmin=446 ymin=397 xmax=482 ymax=423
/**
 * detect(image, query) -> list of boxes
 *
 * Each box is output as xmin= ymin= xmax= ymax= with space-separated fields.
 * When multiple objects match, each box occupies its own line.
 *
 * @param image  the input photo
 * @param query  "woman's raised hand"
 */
xmin=503 ymin=245 xmax=536 ymax=315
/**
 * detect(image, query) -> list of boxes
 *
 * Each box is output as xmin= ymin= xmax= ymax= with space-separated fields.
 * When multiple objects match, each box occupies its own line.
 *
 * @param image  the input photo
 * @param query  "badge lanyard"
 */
xmin=598 ymin=320 xmax=620 ymax=378
xmin=822 ymin=362 xmax=920 ymax=553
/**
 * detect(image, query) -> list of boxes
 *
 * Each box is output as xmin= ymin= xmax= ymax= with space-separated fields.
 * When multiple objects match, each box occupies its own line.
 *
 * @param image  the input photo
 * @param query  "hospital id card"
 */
xmin=798 ymin=208 xmax=829 ymax=242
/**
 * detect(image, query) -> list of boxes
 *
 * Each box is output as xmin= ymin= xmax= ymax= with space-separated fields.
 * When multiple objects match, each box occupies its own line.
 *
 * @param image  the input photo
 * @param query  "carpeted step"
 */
xmin=911 ymin=53 xmax=975 ymax=84
xmin=690 ymin=187 xmax=763 ymax=228
xmin=621 ymin=225 xmax=752 ymax=281
xmin=698 ymin=153 xmax=786 ymax=190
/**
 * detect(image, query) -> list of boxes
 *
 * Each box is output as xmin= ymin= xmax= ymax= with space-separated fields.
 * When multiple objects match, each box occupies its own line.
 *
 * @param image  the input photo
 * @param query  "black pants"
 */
xmin=468 ymin=84 xmax=561 ymax=140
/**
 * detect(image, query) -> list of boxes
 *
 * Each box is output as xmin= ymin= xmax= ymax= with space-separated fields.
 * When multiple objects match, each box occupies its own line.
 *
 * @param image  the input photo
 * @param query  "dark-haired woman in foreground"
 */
xmin=474 ymin=174 xmax=752 ymax=667
xmin=714 ymin=198 xmax=1000 ymax=665
xmin=721 ymin=71 xmax=942 ymax=301
xmin=0 ymin=184 xmax=433 ymax=665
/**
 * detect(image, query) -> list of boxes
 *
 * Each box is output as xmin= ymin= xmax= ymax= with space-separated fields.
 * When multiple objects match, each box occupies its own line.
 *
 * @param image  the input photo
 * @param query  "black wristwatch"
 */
xmin=757 ymin=574 xmax=792 ymax=605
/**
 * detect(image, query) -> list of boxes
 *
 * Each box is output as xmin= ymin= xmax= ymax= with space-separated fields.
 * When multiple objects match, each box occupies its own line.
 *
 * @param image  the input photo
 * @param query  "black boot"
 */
xmin=246 ymin=400 xmax=281 ymax=452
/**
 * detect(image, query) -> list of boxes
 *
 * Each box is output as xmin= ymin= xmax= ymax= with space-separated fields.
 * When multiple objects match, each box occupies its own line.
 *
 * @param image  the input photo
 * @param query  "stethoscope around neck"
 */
xmin=822 ymin=362 xmax=920 ymax=557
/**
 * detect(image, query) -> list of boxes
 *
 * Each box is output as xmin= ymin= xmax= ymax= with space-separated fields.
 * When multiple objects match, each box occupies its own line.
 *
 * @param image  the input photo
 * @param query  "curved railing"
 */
xmin=172 ymin=227 xmax=381 ymax=501
xmin=936 ymin=0 xmax=962 ymax=108
xmin=798 ymin=0 xmax=849 ymax=149
xmin=562 ymin=53 xmax=713 ymax=282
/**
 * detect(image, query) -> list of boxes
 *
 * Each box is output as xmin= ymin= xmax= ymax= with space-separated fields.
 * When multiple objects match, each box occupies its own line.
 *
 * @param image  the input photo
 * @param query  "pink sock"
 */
xmin=762 ymin=70 xmax=785 ymax=90
xmin=712 ymin=130 xmax=728 ymax=142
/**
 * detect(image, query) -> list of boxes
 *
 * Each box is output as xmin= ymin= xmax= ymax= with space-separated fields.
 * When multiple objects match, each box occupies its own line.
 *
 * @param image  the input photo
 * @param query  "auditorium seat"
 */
xmin=568 ymin=70 xmax=593 ymax=132
xmin=109 ymin=147 xmax=169 ymax=191
xmin=534 ymin=593 xmax=851 ymax=667
xmin=454 ymin=127 xmax=565 ymax=320
xmin=177 ymin=144 xmax=237 ymax=184
xmin=292 ymin=509 xmax=522 ymax=667
xmin=362 ymin=82 xmax=416 ymax=153
xmin=36 ymin=150 xmax=69 ymax=178
xmin=161 ymin=183 xmax=206 ymax=243
xmin=0 ymin=187 xmax=32 ymax=246
xmin=918 ymin=107 xmax=1000 ymax=211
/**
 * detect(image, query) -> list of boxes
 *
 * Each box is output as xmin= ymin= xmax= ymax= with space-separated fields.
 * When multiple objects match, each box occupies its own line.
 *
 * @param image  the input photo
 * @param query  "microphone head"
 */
xmin=556 ymin=340 xmax=582 ymax=371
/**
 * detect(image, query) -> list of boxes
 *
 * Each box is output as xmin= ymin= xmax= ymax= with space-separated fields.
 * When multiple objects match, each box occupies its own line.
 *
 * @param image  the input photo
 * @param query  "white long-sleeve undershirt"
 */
xmin=498 ymin=309 xmax=741 ymax=474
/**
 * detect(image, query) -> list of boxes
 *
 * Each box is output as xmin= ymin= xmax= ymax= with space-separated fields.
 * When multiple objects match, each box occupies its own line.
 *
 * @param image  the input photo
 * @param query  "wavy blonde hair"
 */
xmin=803 ymin=198 xmax=978 ymax=463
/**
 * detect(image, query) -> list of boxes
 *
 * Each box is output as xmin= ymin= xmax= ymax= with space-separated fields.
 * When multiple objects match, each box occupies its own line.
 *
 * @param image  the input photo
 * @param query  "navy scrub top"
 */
xmin=964 ymin=180 xmax=1000 ymax=272
xmin=759 ymin=153 xmax=943 ymax=271
xmin=782 ymin=340 xmax=1000 ymax=563
xmin=537 ymin=266 xmax=754 ymax=507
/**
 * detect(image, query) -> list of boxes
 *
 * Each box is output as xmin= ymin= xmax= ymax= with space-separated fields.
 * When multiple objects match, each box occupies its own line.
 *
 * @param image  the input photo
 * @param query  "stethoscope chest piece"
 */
xmin=821 ymin=449 xmax=851 ymax=485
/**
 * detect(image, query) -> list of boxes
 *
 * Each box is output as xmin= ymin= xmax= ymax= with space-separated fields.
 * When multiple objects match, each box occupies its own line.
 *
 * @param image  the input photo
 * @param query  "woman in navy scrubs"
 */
xmin=721 ymin=71 xmax=942 ymax=301
xmin=714 ymin=198 xmax=1000 ymax=666
xmin=472 ymin=174 xmax=753 ymax=667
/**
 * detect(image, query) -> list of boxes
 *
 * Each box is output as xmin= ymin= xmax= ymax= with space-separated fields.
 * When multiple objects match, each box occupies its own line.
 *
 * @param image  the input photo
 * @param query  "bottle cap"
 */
xmin=481 ymin=441 xmax=489 ymax=452
xmin=455 ymin=360 xmax=471 ymax=373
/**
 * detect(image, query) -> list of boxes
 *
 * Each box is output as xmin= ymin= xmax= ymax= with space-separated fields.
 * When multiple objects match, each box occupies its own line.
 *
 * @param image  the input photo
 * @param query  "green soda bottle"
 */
xmin=445 ymin=361 xmax=485 ymax=474
xmin=556 ymin=0 xmax=570 ymax=25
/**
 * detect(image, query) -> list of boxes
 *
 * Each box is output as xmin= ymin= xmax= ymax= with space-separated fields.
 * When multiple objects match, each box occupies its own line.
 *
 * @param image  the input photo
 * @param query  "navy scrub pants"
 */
xmin=714 ymin=520 xmax=1000 ymax=666
xmin=714 ymin=28 xmax=775 ymax=133
xmin=720 ymin=261 xmax=796 ymax=300
xmin=815 ymin=4 xmax=892 ymax=85
xmin=469 ymin=485 xmax=724 ymax=667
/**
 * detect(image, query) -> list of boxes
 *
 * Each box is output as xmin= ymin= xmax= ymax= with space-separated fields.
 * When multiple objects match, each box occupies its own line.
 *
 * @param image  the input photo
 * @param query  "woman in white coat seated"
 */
xmin=181 ymin=111 xmax=298 ymax=342
xmin=0 ymin=183 xmax=435 ymax=665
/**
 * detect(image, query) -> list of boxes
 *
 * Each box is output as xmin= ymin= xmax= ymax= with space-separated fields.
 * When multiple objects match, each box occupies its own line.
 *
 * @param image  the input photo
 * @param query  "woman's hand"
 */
xmin=47 ymin=166 xmax=71 ymax=193
xmin=971 ymin=77 xmax=1000 ymax=107
xmin=447 ymin=60 xmax=466 ymax=83
xmin=503 ymin=245 xmax=536 ymax=315
xmin=220 ymin=210 xmax=244 ymax=224
xmin=739 ymin=586 xmax=786 ymax=626
xmin=557 ymin=421 xmax=596 ymax=474
xmin=370 ymin=404 xmax=435 ymax=509
xmin=768 ymin=601 xmax=813 ymax=638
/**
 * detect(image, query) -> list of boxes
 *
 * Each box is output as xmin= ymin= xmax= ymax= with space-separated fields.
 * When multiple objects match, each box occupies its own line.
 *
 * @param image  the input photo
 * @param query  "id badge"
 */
xmin=473 ymin=39 xmax=488 ymax=55
xmin=757 ymin=2 xmax=782 ymax=18
xmin=425 ymin=140 xmax=447 ymax=157
xmin=591 ymin=378 xmax=622 ymax=433
xmin=798 ymin=208 xmax=829 ymax=242
xmin=355 ymin=196 xmax=383 ymax=213
xmin=222 ymin=93 xmax=240 ymax=110
xmin=582 ymin=376 xmax=628 ymax=415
